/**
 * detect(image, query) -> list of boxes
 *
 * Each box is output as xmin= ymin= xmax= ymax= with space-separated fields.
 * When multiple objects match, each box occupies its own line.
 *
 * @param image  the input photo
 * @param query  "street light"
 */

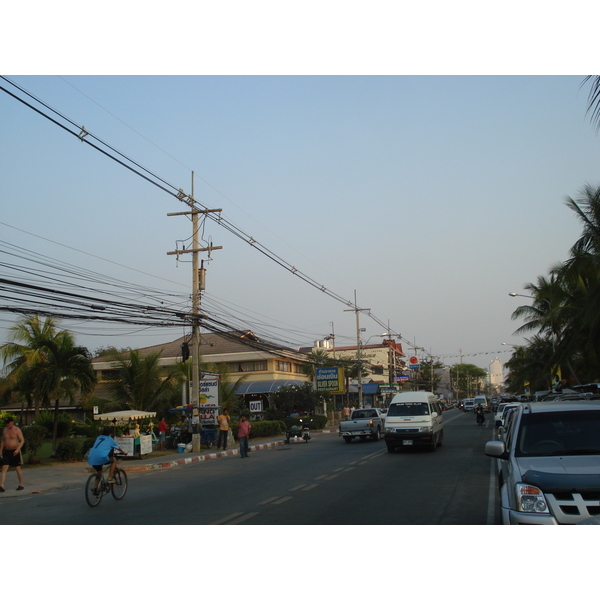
xmin=508 ymin=293 xmax=555 ymax=352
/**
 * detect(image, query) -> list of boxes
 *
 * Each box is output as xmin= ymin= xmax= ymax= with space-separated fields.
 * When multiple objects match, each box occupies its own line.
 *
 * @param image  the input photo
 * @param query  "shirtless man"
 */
xmin=1 ymin=417 xmax=24 ymax=492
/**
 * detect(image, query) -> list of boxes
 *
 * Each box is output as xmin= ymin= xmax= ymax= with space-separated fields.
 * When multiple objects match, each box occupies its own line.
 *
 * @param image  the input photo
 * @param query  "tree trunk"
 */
xmin=52 ymin=396 xmax=60 ymax=454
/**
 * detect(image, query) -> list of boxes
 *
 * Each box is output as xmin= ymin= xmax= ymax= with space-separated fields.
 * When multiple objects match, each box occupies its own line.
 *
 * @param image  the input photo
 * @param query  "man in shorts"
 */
xmin=88 ymin=427 xmax=127 ymax=484
xmin=1 ymin=416 xmax=24 ymax=492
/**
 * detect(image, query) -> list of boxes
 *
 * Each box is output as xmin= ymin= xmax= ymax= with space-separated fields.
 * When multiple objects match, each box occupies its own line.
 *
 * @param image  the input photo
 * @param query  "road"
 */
xmin=0 ymin=409 xmax=500 ymax=525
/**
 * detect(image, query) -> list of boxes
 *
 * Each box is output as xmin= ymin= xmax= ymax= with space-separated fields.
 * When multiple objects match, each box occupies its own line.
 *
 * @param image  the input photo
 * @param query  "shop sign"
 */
xmin=315 ymin=367 xmax=345 ymax=394
xmin=249 ymin=400 xmax=263 ymax=412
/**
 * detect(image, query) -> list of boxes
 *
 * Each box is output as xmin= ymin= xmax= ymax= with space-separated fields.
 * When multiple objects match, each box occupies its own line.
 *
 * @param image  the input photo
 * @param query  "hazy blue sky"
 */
xmin=2 ymin=74 xmax=598 ymax=371
xmin=3 ymin=0 xmax=595 ymax=580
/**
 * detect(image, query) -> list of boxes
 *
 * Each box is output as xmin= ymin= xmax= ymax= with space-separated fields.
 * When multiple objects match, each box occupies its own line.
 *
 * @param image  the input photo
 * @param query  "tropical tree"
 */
xmin=271 ymin=382 xmax=322 ymax=416
xmin=33 ymin=334 xmax=96 ymax=452
xmin=583 ymin=76 xmax=600 ymax=132
xmin=412 ymin=357 xmax=445 ymax=392
xmin=450 ymin=363 xmax=488 ymax=398
xmin=509 ymin=185 xmax=600 ymax=387
xmin=104 ymin=348 xmax=180 ymax=413
xmin=0 ymin=315 xmax=61 ymax=416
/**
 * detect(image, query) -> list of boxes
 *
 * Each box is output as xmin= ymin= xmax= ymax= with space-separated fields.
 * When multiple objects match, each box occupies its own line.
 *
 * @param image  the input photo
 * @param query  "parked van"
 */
xmin=384 ymin=391 xmax=444 ymax=452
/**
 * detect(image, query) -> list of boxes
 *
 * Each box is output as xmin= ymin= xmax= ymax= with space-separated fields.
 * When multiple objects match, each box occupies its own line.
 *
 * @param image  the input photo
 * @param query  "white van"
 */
xmin=384 ymin=391 xmax=444 ymax=452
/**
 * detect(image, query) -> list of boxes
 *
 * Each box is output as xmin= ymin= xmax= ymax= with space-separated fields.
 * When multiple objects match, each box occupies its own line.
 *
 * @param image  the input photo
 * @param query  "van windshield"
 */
xmin=387 ymin=403 xmax=430 ymax=417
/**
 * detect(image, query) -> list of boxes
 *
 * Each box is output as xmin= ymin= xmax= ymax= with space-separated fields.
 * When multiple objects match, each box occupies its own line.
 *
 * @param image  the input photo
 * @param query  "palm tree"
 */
xmin=0 ymin=315 xmax=62 ymax=416
xmin=105 ymin=349 xmax=180 ymax=413
xmin=34 ymin=334 xmax=96 ymax=452
xmin=583 ymin=76 xmax=600 ymax=132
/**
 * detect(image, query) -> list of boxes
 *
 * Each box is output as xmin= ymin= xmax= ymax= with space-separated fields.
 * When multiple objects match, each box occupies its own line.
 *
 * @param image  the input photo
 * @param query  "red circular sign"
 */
xmin=409 ymin=356 xmax=419 ymax=364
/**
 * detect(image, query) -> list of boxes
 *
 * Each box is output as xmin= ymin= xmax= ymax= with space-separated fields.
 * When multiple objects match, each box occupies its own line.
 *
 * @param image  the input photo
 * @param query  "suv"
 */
xmin=486 ymin=401 xmax=600 ymax=524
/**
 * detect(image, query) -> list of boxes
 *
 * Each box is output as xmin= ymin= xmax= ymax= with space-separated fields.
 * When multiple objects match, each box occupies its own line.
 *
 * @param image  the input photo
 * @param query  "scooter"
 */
xmin=285 ymin=419 xmax=311 ymax=443
xmin=300 ymin=420 xmax=311 ymax=442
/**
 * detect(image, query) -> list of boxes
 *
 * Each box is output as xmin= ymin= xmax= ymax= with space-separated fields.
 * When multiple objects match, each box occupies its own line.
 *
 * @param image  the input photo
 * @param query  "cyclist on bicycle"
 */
xmin=88 ymin=427 xmax=127 ymax=483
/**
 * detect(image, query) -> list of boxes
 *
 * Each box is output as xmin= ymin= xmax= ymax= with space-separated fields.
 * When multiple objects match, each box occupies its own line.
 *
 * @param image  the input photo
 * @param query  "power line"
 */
xmin=0 ymin=76 xmax=420 ymax=353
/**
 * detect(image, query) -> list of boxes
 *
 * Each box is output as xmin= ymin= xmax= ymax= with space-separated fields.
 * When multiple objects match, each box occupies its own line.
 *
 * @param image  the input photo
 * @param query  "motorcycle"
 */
xmin=301 ymin=420 xmax=311 ymax=442
xmin=476 ymin=410 xmax=485 ymax=425
xmin=285 ymin=418 xmax=311 ymax=443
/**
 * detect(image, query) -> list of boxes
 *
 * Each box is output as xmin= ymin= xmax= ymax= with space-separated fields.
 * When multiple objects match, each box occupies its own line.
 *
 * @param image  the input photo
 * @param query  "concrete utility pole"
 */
xmin=167 ymin=173 xmax=222 ymax=450
xmin=344 ymin=291 xmax=370 ymax=408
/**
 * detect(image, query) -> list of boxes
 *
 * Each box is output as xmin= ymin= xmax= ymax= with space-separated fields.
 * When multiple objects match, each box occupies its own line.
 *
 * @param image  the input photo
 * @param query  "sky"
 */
xmin=2 ymin=74 xmax=598 ymax=372
xmin=2 ymin=0 xmax=596 ymax=585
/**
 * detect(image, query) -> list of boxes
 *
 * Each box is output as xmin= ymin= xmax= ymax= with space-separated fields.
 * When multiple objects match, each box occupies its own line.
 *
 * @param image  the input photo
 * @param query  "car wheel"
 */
xmin=429 ymin=433 xmax=437 ymax=452
xmin=344 ymin=437 xmax=352 ymax=444
xmin=371 ymin=428 xmax=381 ymax=441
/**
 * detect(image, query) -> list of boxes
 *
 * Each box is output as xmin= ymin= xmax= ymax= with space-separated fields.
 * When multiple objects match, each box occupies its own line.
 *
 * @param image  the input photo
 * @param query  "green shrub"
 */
xmin=0 ymin=411 xmax=19 ymax=426
xmin=34 ymin=412 xmax=72 ymax=438
xmin=80 ymin=438 xmax=95 ymax=458
xmin=232 ymin=419 xmax=286 ymax=439
xmin=71 ymin=420 xmax=92 ymax=437
xmin=54 ymin=439 xmax=83 ymax=462
xmin=22 ymin=425 xmax=49 ymax=457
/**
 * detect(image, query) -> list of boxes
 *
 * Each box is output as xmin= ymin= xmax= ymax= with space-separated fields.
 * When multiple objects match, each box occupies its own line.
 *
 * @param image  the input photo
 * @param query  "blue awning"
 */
xmin=348 ymin=382 xmax=381 ymax=394
xmin=235 ymin=379 xmax=308 ymax=395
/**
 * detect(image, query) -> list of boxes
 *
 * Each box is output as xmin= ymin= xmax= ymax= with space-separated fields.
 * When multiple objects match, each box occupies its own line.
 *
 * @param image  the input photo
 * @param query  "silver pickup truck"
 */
xmin=339 ymin=408 xmax=386 ymax=443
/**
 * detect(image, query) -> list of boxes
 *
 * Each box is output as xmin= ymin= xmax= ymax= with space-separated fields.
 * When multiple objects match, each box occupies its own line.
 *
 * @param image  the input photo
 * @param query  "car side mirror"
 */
xmin=431 ymin=412 xmax=438 ymax=418
xmin=485 ymin=440 xmax=508 ymax=460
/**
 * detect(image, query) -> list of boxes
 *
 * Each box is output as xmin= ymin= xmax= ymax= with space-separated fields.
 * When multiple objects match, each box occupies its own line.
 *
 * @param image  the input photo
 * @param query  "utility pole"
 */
xmin=344 ymin=291 xmax=370 ymax=408
xmin=167 ymin=173 xmax=222 ymax=451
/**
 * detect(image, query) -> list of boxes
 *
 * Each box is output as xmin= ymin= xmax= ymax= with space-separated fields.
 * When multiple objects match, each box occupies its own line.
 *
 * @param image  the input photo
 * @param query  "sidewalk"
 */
xmin=0 ymin=429 xmax=339 ymax=499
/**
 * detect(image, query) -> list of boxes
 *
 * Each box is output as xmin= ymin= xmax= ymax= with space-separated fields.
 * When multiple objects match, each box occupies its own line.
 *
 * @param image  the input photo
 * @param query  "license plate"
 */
xmin=403 ymin=439 xmax=413 ymax=446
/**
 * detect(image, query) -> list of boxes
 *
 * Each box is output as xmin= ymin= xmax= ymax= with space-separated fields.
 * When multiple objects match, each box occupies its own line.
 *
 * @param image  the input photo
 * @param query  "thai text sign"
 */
xmin=315 ymin=367 xmax=344 ymax=394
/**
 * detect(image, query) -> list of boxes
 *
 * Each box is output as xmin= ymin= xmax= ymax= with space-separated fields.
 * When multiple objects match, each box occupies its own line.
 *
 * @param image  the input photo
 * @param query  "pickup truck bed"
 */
xmin=339 ymin=408 xmax=386 ymax=443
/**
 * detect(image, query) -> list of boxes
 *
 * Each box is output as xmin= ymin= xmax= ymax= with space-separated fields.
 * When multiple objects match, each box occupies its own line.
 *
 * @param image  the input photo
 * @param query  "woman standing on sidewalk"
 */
xmin=237 ymin=415 xmax=251 ymax=458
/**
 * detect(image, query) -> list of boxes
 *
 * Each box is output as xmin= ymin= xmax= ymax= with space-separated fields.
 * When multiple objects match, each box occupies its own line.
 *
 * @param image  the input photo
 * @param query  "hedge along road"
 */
xmin=0 ymin=410 xmax=500 ymax=525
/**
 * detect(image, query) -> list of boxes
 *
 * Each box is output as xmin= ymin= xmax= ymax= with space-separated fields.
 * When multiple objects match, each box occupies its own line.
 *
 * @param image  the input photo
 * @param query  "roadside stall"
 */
xmin=168 ymin=405 xmax=218 ymax=451
xmin=94 ymin=409 xmax=157 ymax=459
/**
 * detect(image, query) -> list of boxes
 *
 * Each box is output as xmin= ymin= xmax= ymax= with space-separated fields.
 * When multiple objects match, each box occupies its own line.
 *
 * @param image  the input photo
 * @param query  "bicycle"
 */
xmin=84 ymin=454 xmax=128 ymax=507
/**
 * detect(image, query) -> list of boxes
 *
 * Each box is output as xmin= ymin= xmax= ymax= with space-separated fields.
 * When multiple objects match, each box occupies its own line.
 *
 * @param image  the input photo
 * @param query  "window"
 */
xmin=516 ymin=410 xmax=600 ymax=457
xmin=228 ymin=361 xmax=267 ymax=373
xmin=276 ymin=361 xmax=291 ymax=372
xmin=387 ymin=403 xmax=430 ymax=417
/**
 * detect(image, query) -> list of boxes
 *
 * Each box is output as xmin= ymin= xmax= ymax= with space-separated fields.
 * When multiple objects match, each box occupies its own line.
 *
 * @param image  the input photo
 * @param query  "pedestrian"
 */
xmin=158 ymin=417 xmax=168 ymax=451
xmin=217 ymin=408 xmax=231 ymax=450
xmin=237 ymin=415 xmax=251 ymax=458
xmin=342 ymin=405 xmax=351 ymax=420
xmin=1 ymin=417 xmax=24 ymax=492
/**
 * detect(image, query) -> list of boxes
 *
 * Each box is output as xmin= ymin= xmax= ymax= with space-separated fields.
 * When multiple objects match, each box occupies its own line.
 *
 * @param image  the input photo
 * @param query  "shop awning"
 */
xmin=347 ymin=382 xmax=381 ymax=394
xmin=234 ymin=379 xmax=308 ymax=395
xmin=94 ymin=410 xmax=157 ymax=422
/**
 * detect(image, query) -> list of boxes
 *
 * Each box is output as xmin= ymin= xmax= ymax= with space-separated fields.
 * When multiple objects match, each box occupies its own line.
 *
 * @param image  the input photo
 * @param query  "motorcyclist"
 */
xmin=475 ymin=404 xmax=484 ymax=424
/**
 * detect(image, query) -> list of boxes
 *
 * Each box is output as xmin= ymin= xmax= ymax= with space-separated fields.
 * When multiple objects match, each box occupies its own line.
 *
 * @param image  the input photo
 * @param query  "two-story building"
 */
xmin=92 ymin=330 xmax=313 ymax=415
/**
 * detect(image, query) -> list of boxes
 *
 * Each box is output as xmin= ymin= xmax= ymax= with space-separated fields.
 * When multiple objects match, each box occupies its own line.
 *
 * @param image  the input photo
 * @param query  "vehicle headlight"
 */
xmin=385 ymin=427 xmax=396 ymax=434
xmin=419 ymin=426 xmax=432 ymax=433
xmin=516 ymin=483 xmax=549 ymax=513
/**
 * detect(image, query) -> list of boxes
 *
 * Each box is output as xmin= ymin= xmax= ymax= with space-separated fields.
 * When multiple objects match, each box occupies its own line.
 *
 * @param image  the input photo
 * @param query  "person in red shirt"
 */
xmin=237 ymin=415 xmax=251 ymax=458
xmin=158 ymin=417 xmax=168 ymax=451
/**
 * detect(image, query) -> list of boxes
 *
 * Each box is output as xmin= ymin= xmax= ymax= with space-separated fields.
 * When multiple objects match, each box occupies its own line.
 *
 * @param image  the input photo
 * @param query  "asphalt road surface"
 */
xmin=0 ymin=409 xmax=501 ymax=525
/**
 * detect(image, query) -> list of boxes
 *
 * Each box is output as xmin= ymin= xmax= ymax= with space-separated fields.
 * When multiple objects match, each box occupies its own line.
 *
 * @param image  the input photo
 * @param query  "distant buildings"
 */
xmin=488 ymin=357 xmax=504 ymax=391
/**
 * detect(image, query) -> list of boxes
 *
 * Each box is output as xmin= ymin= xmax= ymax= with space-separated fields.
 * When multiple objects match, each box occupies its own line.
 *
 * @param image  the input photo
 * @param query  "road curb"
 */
xmin=122 ymin=440 xmax=287 ymax=472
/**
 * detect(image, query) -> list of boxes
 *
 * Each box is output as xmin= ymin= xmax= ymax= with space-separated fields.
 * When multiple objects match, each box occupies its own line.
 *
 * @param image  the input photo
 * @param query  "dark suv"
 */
xmin=485 ymin=401 xmax=600 ymax=524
